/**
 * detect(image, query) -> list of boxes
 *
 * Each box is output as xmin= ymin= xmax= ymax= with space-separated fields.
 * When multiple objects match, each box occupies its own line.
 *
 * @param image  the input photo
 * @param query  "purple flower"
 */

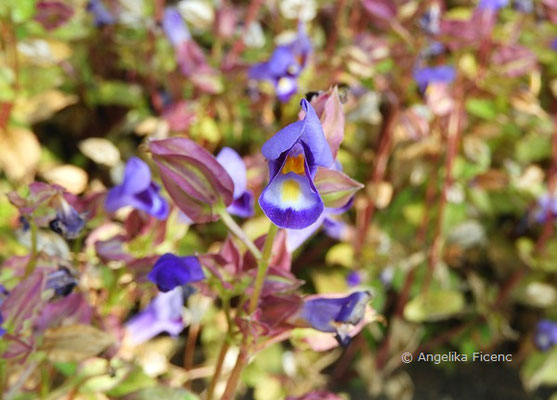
xmin=249 ymin=27 xmax=312 ymax=102
xmin=535 ymin=195 xmax=557 ymax=223
xmin=346 ymin=271 xmax=362 ymax=287
xmin=147 ymin=253 xmax=205 ymax=292
xmin=216 ymin=147 xmax=254 ymax=218
xmin=419 ymin=4 xmax=441 ymax=35
xmin=46 ymin=267 xmax=78 ymax=297
xmin=87 ymin=0 xmax=115 ymax=26
xmin=413 ymin=66 xmax=456 ymax=91
xmin=0 ymin=313 xmax=5 ymax=337
xmin=552 ymin=38 xmax=557 ymax=51
xmin=478 ymin=0 xmax=509 ymax=10
xmin=125 ymin=287 xmax=184 ymax=345
xmin=35 ymin=1 xmax=74 ymax=31
xmin=162 ymin=7 xmax=190 ymax=48
xmin=535 ymin=320 xmax=557 ymax=351
xmin=298 ymin=291 xmax=372 ymax=346
xmin=105 ymin=157 xmax=169 ymax=220
xmin=259 ymin=99 xmax=334 ymax=229
xmin=49 ymin=196 xmax=86 ymax=239
xmin=0 ymin=285 xmax=8 ymax=307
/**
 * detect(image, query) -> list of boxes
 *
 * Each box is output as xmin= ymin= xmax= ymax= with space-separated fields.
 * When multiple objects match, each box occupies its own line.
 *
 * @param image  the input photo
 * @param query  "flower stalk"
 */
xmin=217 ymin=208 xmax=262 ymax=260
xmin=220 ymin=222 xmax=278 ymax=399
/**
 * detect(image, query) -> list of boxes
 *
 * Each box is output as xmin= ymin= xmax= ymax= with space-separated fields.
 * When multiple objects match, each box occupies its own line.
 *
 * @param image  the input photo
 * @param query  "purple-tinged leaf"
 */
xmin=149 ymin=137 xmax=234 ymax=223
xmin=0 ymin=270 xmax=47 ymax=335
xmin=95 ymin=236 xmax=134 ymax=263
xmin=313 ymin=167 xmax=364 ymax=208
xmin=35 ymin=293 xmax=92 ymax=332
xmin=361 ymin=0 xmax=397 ymax=21
xmin=491 ymin=45 xmax=538 ymax=77
xmin=308 ymin=87 xmax=345 ymax=159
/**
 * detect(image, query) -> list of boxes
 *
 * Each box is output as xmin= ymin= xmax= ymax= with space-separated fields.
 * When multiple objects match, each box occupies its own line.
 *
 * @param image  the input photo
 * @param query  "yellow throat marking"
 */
xmin=281 ymin=179 xmax=301 ymax=202
xmin=282 ymin=154 xmax=305 ymax=175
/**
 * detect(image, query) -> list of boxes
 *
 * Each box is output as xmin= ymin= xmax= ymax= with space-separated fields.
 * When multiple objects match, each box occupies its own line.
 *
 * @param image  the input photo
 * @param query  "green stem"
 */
xmin=248 ymin=223 xmax=278 ymax=315
xmin=220 ymin=223 xmax=279 ymax=399
xmin=24 ymin=223 xmax=38 ymax=278
xmin=217 ymin=208 xmax=261 ymax=260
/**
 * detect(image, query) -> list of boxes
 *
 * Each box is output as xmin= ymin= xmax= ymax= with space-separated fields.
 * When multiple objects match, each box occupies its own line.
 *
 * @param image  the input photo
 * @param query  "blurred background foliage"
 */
xmin=2 ymin=0 xmax=557 ymax=399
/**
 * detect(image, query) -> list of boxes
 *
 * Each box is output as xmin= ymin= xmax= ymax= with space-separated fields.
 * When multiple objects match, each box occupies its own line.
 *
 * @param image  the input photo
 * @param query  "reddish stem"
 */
xmin=423 ymin=92 xmax=462 ymax=292
xmin=355 ymin=95 xmax=399 ymax=256
xmin=536 ymin=116 xmax=557 ymax=252
xmin=325 ymin=0 xmax=348 ymax=57
xmin=223 ymin=0 xmax=264 ymax=69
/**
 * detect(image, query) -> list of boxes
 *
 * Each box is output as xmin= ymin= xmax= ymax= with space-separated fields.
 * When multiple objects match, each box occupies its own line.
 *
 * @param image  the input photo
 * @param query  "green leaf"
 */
xmin=325 ymin=243 xmax=354 ymax=268
xmin=521 ymin=347 xmax=557 ymax=390
xmin=106 ymin=367 xmax=156 ymax=397
xmin=124 ymin=387 xmax=199 ymax=400
xmin=313 ymin=167 xmax=363 ymax=208
xmin=516 ymin=134 xmax=551 ymax=163
xmin=466 ymin=98 xmax=497 ymax=120
xmin=404 ymin=290 xmax=465 ymax=322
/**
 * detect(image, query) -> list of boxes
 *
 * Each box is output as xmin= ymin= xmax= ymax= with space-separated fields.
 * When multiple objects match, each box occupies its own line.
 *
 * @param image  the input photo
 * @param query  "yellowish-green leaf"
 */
xmin=404 ymin=290 xmax=465 ymax=322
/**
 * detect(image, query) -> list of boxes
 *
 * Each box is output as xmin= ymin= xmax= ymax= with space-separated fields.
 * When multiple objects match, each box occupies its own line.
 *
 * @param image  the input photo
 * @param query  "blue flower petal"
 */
xmin=300 ymin=291 xmax=372 ymax=333
xmin=535 ymin=319 xmax=557 ymax=351
xmin=125 ymin=287 xmax=184 ymax=345
xmin=262 ymin=99 xmax=333 ymax=170
xmin=228 ymin=191 xmax=254 ymax=218
xmin=147 ymin=253 xmax=205 ymax=292
xmin=216 ymin=147 xmax=247 ymax=198
xmin=87 ymin=0 xmax=115 ymax=26
xmin=275 ymin=76 xmax=298 ymax=103
xmin=259 ymin=144 xmax=323 ymax=229
xmin=413 ymin=65 xmax=455 ymax=91
xmin=162 ymin=7 xmax=190 ymax=48
xmin=105 ymin=158 xmax=169 ymax=219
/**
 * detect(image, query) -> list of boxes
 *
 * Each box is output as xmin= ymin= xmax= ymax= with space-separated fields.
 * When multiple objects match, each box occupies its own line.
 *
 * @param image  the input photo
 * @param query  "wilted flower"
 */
xmin=87 ymin=0 xmax=116 ymax=26
xmin=148 ymin=253 xmax=204 ymax=292
xmin=49 ymin=196 xmax=86 ymax=239
xmin=46 ymin=267 xmax=78 ymax=297
xmin=534 ymin=319 xmax=557 ymax=351
xmin=420 ymin=3 xmax=441 ymax=35
xmin=216 ymin=147 xmax=254 ymax=218
xmin=249 ymin=26 xmax=312 ymax=102
xmin=292 ymin=290 xmax=373 ymax=346
xmin=259 ymin=99 xmax=334 ymax=229
xmin=34 ymin=1 xmax=74 ymax=31
xmin=125 ymin=286 xmax=184 ymax=345
xmin=105 ymin=157 xmax=169 ymax=220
